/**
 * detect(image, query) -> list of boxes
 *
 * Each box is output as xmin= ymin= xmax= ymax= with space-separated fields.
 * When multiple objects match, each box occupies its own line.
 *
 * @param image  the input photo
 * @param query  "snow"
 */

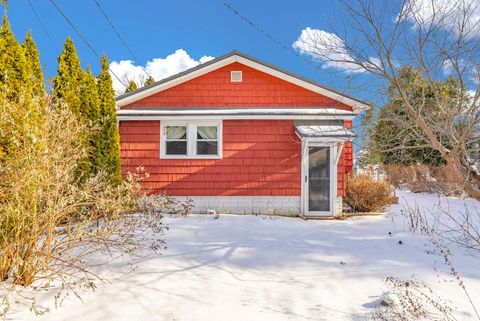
xmin=295 ymin=125 xmax=355 ymax=138
xmin=7 ymin=191 xmax=480 ymax=321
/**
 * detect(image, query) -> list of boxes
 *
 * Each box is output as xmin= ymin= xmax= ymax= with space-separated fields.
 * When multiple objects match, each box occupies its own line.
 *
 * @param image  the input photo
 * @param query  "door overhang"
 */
xmin=296 ymin=122 xmax=354 ymax=217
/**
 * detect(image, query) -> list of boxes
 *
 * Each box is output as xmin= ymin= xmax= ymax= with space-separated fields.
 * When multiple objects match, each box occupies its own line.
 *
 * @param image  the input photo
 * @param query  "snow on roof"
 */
xmin=295 ymin=125 xmax=355 ymax=138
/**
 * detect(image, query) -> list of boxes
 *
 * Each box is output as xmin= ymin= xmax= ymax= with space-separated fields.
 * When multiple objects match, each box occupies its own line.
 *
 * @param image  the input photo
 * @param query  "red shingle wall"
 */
xmin=120 ymin=120 xmax=302 ymax=196
xmin=337 ymin=120 xmax=354 ymax=197
xmin=121 ymin=62 xmax=352 ymax=111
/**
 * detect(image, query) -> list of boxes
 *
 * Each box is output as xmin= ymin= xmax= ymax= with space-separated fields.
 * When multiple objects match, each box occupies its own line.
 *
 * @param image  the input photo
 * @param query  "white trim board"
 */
xmin=118 ymin=115 xmax=356 ymax=121
xmin=116 ymin=52 xmax=370 ymax=113
xmin=117 ymin=108 xmax=356 ymax=121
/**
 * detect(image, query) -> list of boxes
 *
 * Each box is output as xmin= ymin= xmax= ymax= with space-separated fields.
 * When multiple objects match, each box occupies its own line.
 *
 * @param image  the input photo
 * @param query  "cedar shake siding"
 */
xmin=117 ymin=51 xmax=367 ymax=216
xmin=119 ymin=119 xmax=353 ymax=197
xmin=121 ymin=62 xmax=353 ymax=111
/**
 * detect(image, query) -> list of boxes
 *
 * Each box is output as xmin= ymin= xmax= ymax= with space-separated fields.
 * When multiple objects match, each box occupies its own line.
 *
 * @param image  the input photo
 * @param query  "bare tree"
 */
xmin=295 ymin=0 xmax=480 ymax=199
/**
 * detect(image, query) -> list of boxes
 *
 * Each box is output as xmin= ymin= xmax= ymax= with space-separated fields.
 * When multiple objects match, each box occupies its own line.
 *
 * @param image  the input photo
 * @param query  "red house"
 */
xmin=116 ymin=51 xmax=369 ymax=217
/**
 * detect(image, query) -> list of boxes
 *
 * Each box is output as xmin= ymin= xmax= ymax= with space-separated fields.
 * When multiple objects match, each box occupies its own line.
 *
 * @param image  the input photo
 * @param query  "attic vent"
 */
xmin=231 ymin=71 xmax=242 ymax=82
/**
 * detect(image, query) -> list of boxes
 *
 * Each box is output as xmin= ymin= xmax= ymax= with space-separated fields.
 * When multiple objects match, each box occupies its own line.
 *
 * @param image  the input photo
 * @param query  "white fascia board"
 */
xmin=117 ymin=108 xmax=354 ymax=116
xmin=116 ymin=54 xmax=369 ymax=113
xmin=116 ymin=108 xmax=356 ymax=121
xmin=117 ymin=115 xmax=355 ymax=121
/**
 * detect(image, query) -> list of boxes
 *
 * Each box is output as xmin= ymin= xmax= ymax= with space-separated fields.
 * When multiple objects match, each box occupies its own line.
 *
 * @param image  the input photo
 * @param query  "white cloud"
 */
xmin=110 ymin=49 xmax=215 ymax=94
xmin=292 ymin=27 xmax=372 ymax=73
xmin=403 ymin=0 xmax=480 ymax=36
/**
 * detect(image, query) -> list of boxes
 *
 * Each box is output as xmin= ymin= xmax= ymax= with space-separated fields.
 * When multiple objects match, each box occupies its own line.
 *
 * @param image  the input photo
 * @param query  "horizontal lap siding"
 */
xmin=122 ymin=62 xmax=352 ymax=111
xmin=120 ymin=120 xmax=302 ymax=196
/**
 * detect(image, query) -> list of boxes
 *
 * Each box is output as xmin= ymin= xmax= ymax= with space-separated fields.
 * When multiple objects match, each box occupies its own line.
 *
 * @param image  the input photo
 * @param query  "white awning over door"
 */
xmin=295 ymin=125 xmax=355 ymax=143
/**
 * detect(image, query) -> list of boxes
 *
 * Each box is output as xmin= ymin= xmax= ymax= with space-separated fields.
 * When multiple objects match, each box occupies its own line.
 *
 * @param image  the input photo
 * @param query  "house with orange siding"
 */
xmin=116 ymin=51 xmax=369 ymax=217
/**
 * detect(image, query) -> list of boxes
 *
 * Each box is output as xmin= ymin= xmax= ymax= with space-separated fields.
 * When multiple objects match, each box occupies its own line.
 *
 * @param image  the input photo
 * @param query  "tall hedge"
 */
xmin=22 ymin=32 xmax=45 ymax=97
xmin=80 ymin=66 xmax=101 ymax=174
xmin=0 ymin=16 xmax=43 ymax=160
xmin=97 ymin=54 xmax=121 ymax=183
xmin=53 ymin=37 xmax=83 ymax=114
xmin=0 ymin=16 xmax=30 ymax=101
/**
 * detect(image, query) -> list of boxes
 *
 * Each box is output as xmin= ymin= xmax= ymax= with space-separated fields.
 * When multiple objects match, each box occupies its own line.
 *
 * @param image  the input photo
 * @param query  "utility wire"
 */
xmin=48 ymin=0 xmax=127 ymax=89
xmin=27 ymin=0 xmax=58 ymax=51
xmin=219 ymin=1 xmax=312 ymax=64
xmin=219 ymin=1 xmax=369 ymax=96
xmin=92 ymin=0 xmax=151 ymax=79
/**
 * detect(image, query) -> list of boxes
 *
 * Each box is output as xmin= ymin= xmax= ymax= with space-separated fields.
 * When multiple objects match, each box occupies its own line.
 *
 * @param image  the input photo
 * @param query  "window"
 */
xmin=197 ymin=126 xmax=218 ymax=155
xmin=165 ymin=125 xmax=187 ymax=155
xmin=160 ymin=121 xmax=222 ymax=159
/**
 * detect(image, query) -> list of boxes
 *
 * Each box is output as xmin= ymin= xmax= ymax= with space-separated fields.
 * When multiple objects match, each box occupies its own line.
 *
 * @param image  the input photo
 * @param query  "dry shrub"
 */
xmin=382 ymin=164 xmax=461 ymax=196
xmin=344 ymin=174 xmax=396 ymax=213
xmin=0 ymin=93 xmax=179 ymax=313
xmin=401 ymin=203 xmax=480 ymax=320
xmin=370 ymin=277 xmax=456 ymax=321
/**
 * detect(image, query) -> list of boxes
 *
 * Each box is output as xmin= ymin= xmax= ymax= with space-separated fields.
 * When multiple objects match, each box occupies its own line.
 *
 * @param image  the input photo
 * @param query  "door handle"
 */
xmin=305 ymin=175 xmax=308 ymax=183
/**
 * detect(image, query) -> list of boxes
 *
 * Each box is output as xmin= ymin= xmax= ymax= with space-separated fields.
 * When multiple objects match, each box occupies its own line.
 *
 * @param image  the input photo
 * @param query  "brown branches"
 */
xmin=296 ymin=0 xmax=480 ymax=199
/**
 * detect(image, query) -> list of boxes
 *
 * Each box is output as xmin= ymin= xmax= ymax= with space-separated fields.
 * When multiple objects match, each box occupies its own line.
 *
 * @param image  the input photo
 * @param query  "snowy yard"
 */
xmin=9 ymin=191 xmax=480 ymax=321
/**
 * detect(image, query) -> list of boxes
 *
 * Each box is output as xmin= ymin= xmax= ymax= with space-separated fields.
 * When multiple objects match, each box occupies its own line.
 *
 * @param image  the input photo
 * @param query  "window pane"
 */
xmin=197 ymin=126 xmax=217 ymax=140
xmin=166 ymin=141 xmax=187 ymax=155
xmin=197 ymin=141 xmax=218 ymax=155
xmin=166 ymin=126 xmax=187 ymax=139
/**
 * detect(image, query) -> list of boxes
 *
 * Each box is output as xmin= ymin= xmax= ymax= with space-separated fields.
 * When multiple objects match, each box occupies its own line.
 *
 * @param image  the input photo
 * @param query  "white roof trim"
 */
xmin=117 ymin=108 xmax=354 ymax=116
xmin=116 ymin=54 xmax=369 ymax=113
xmin=116 ymin=108 xmax=356 ymax=121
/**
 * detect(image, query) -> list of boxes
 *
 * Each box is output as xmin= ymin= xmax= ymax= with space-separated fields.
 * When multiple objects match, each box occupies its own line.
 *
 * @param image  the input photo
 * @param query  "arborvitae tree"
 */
xmin=81 ymin=66 xmax=100 ymax=130
xmin=97 ymin=54 xmax=121 ymax=182
xmin=0 ymin=16 xmax=30 ymax=101
xmin=77 ymin=65 xmax=101 ymax=178
xmin=53 ymin=37 xmax=83 ymax=113
xmin=22 ymin=32 xmax=45 ymax=96
xmin=125 ymin=79 xmax=137 ymax=93
xmin=144 ymin=75 xmax=155 ymax=86
xmin=0 ymin=16 xmax=42 ymax=160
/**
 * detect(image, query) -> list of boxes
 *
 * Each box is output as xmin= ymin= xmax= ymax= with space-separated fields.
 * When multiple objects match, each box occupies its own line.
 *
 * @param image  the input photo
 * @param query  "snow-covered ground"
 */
xmin=9 ymin=191 xmax=480 ymax=320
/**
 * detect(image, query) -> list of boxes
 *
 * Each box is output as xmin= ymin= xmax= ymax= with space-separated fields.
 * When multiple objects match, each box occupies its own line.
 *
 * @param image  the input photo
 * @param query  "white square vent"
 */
xmin=231 ymin=71 xmax=242 ymax=82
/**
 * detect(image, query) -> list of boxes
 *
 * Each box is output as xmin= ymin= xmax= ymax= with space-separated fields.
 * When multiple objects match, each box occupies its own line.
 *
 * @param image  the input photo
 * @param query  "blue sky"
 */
xmin=7 ymin=0 xmax=369 ymax=99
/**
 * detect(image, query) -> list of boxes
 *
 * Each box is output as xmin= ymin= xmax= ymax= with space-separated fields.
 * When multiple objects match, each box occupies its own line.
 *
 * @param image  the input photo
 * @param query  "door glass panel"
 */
xmin=308 ymin=147 xmax=330 ymax=212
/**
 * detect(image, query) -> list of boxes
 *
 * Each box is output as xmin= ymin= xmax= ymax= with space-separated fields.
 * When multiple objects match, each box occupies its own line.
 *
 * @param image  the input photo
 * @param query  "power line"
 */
xmin=92 ymin=0 xmax=151 ymax=79
xmin=26 ymin=0 xmax=58 ymax=51
xmin=219 ymin=1 xmax=309 ymax=62
xmin=48 ymin=0 xmax=127 ymax=89
xmin=219 ymin=1 xmax=368 ymax=97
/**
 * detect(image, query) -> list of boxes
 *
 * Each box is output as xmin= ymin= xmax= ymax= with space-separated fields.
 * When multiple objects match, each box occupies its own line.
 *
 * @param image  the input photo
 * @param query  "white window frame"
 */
xmin=160 ymin=120 xmax=222 ymax=159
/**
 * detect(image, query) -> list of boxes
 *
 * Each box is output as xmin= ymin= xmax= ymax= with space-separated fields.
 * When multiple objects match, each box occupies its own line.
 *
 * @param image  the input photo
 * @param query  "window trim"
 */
xmin=160 ymin=120 xmax=222 ymax=159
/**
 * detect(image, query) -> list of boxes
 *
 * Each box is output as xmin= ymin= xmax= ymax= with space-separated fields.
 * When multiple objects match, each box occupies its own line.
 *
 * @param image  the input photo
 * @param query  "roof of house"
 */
xmin=116 ymin=50 xmax=371 ymax=113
